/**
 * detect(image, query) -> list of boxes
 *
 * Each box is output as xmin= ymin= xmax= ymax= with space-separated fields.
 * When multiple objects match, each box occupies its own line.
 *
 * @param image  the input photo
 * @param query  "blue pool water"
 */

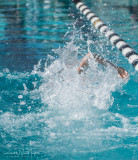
xmin=0 ymin=0 xmax=138 ymax=159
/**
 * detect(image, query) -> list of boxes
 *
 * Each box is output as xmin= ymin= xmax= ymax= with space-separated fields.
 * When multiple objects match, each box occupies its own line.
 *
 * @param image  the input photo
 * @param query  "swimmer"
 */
xmin=77 ymin=53 xmax=129 ymax=78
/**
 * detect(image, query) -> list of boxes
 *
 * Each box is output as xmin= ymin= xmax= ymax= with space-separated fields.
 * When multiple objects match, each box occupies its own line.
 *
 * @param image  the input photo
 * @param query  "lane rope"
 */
xmin=72 ymin=0 xmax=138 ymax=71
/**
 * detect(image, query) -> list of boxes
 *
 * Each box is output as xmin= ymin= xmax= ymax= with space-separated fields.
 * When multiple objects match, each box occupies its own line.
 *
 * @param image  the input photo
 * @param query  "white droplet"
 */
xmin=18 ymin=95 xmax=23 ymax=99
xmin=20 ymin=101 xmax=26 ymax=105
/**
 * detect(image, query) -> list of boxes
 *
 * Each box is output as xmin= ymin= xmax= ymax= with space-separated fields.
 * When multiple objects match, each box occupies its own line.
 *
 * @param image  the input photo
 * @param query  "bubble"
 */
xmin=18 ymin=95 xmax=23 ymax=99
xmin=20 ymin=101 xmax=26 ymax=105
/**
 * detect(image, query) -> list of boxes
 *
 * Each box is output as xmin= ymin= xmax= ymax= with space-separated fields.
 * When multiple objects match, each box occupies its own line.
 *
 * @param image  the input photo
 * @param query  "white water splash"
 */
xmin=38 ymin=31 xmax=124 ymax=110
xmin=0 ymin=29 xmax=132 ymax=157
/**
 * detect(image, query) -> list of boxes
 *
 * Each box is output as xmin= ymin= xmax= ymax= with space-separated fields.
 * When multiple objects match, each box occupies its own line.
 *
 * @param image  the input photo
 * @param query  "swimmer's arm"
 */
xmin=77 ymin=53 xmax=128 ymax=78
xmin=77 ymin=53 xmax=112 ymax=73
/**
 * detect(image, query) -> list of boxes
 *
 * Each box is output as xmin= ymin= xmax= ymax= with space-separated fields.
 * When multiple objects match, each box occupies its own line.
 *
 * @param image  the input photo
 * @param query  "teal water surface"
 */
xmin=0 ymin=0 xmax=138 ymax=159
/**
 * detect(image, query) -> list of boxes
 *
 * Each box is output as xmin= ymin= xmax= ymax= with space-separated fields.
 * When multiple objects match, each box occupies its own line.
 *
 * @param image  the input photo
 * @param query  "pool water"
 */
xmin=0 ymin=0 xmax=138 ymax=159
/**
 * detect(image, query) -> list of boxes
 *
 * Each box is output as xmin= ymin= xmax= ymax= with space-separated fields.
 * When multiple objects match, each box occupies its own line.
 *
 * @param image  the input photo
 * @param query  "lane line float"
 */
xmin=72 ymin=0 xmax=138 ymax=71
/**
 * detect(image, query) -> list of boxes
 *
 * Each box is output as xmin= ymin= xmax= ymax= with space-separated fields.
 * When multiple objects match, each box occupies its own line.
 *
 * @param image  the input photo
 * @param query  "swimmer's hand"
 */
xmin=117 ymin=67 xmax=129 ymax=78
xmin=77 ymin=67 xmax=83 ymax=74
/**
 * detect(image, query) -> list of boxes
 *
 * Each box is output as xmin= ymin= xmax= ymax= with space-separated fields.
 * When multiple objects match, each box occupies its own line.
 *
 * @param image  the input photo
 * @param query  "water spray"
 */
xmin=72 ymin=0 xmax=138 ymax=71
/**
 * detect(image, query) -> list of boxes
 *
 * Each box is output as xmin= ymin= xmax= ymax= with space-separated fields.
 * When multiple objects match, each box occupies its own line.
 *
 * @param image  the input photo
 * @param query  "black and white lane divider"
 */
xmin=72 ymin=0 xmax=138 ymax=71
